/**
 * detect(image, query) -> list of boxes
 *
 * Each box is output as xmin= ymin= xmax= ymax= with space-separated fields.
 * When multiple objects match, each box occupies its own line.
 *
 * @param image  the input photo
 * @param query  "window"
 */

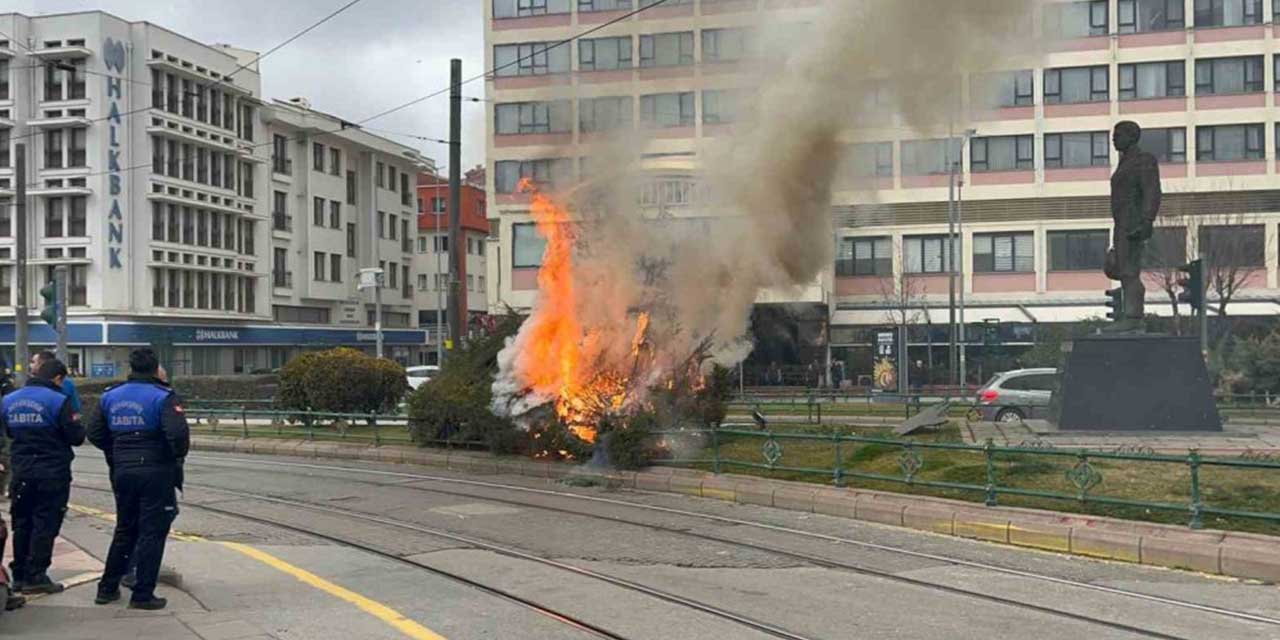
xmin=836 ymin=237 xmax=891 ymax=276
xmin=494 ymin=158 xmax=572 ymax=193
xmin=1045 ymin=66 xmax=1109 ymax=104
xmin=377 ymin=162 xmax=385 ymax=188
xmin=417 ymin=237 xmax=428 ymax=253
xmin=513 ymin=223 xmax=546 ymax=268
xmin=330 ymin=200 xmax=341 ymax=229
xmin=467 ymin=274 xmax=475 ymax=291
xmin=388 ymin=262 xmax=398 ymax=290
xmin=1196 ymin=56 xmax=1264 ymax=95
xmin=44 ymin=130 xmax=63 ymax=169
xmin=210 ymin=213 xmax=222 ymax=249
xmin=1049 ymin=229 xmax=1109 ymax=271
xmin=846 ymin=143 xmax=894 ymax=178
xmin=402 ymin=219 xmax=411 ymax=253
xmin=1195 ymin=0 xmax=1262 ymax=26
xmin=904 ymin=235 xmax=955 ymax=274
xmin=702 ymin=90 xmax=741 ymax=125
xmin=346 ymin=170 xmax=357 ymax=204
xmin=702 ymin=28 xmax=753 ymax=63
xmin=638 ymin=179 xmax=695 ymax=207
xmin=971 ymin=70 xmax=1034 ymax=108
xmin=273 ymin=190 xmax=290 ymax=230
xmin=273 ymin=305 xmax=331 ymax=324
xmin=313 ymin=252 xmax=326 ymax=282
xmin=418 ymin=274 xmax=429 ymax=291
xmin=434 ymin=274 xmax=448 ymax=291
xmin=901 ymin=138 xmax=962 ymax=176
xmin=1045 ymin=131 xmax=1111 ymax=168
xmin=401 ymin=174 xmax=412 ymax=206
xmin=1198 ymin=124 xmax=1264 ymax=161
xmin=493 ymin=0 xmax=570 ymax=18
xmin=402 ymin=265 xmax=410 ymax=297
xmin=272 ymin=134 xmax=290 ymax=174
xmin=1118 ymin=0 xmax=1186 ymax=32
xmin=0 ymin=129 xmax=9 ymax=169
xmin=579 ymin=96 xmax=633 ymax=132
xmin=313 ymin=142 xmax=324 ymax=171
xmin=1119 ymin=61 xmax=1185 ymax=101
xmin=347 ymin=223 xmax=356 ymax=257
xmin=313 ymin=196 xmax=325 ymax=227
xmin=44 ymin=61 xmax=65 ymax=101
xmin=579 ymin=36 xmax=632 ymax=71
xmin=639 ymin=32 xmax=694 ymax=67
xmin=495 ymin=101 xmax=572 ymax=134
xmin=44 ymin=198 xmax=64 ymax=238
xmin=388 ymin=166 xmax=397 ymax=190
xmin=431 ymin=196 xmax=447 ymax=213
xmin=1142 ymin=127 xmax=1187 ymax=163
xmin=329 ymin=148 xmax=341 ymax=176
xmin=273 ymin=248 xmax=289 ymax=286
xmin=0 ymin=59 xmax=9 ymax=100
xmin=970 ymin=135 xmax=1034 ymax=172
xmin=68 ymin=129 xmax=85 ymax=167
xmin=389 ymin=214 xmax=399 ymax=241
xmin=1044 ymin=0 xmax=1109 ymax=38
xmin=1144 ymin=227 xmax=1187 ymax=266
xmin=241 ymin=162 xmax=255 ymax=198
xmin=974 ymin=232 xmax=1034 ymax=273
xmin=494 ymin=42 xmax=571 ymax=76
xmin=579 ymin=0 xmax=631 ymax=11
xmin=434 ymin=235 xmax=450 ymax=253
xmin=152 ymin=203 xmax=166 ymax=241
xmin=378 ymin=211 xmax=386 ymax=238
xmin=639 ymin=92 xmax=695 ymax=128
xmin=1201 ymin=225 xmax=1264 ymax=267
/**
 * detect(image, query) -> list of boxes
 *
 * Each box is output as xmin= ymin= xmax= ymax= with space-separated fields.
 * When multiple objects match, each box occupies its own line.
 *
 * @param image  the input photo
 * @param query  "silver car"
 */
xmin=973 ymin=368 xmax=1058 ymax=423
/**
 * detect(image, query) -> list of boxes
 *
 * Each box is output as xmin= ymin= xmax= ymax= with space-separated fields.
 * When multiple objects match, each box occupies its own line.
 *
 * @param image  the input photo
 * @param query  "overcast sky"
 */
xmin=13 ymin=0 xmax=487 ymax=172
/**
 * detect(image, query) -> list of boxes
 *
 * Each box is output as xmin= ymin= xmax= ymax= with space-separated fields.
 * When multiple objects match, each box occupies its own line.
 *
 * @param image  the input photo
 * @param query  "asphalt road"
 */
xmin=6 ymin=451 xmax=1278 ymax=639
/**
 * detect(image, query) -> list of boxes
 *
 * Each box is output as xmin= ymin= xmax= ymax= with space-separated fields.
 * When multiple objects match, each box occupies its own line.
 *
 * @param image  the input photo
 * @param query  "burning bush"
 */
xmin=276 ymin=348 xmax=407 ymax=414
xmin=600 ymin=412 xmax=659 ymax=470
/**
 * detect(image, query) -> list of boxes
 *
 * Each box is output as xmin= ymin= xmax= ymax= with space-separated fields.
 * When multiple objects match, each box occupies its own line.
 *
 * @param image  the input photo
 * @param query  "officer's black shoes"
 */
xmin=127 ymin=596 xmax=167 ymax=610
xmin=4 ymin=593 xmax=25 ymax=611
xmin=19 ymin=577 xmax=64 ymax=595
xmin=121 ymin=573 xmax=136 ymax=590
xmin=9 ymin=580 xmax=22 ymax=594
xmin=93 ymin=589 xmax=121 ymax=605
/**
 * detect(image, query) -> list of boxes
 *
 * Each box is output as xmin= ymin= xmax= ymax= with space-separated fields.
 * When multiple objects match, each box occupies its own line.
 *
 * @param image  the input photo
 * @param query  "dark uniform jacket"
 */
xmin=1110 ymin=148 xmax=1163 ymax=239
xmin=1 ymin=377 xmax=85 ymax=481
xmin=88 ymin=376 xmax=190 ymax=473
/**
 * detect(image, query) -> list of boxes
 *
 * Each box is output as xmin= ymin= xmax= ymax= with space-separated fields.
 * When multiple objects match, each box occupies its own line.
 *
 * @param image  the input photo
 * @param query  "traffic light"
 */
xmin=38 ymin=279 xmax=58 ymax=326
xmin=1104 ymin=286 xmax=1125 ymax=321
xmin=1177 ymin=259 xmax=1204 ymax=313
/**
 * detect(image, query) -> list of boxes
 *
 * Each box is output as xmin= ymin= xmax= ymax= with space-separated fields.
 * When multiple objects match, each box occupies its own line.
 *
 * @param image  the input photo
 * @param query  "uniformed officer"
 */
xmin=89 ymin=348 xmax=189 ymax=610
xmin=2 ymin=357 xmax=84 ymax=594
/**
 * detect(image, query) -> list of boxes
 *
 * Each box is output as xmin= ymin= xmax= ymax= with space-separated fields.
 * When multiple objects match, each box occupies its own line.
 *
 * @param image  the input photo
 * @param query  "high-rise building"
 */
xmin=0 ymin=11 xmax=434 ymax=375
xmin=484 ymin=0 xmax=1280 ymax=386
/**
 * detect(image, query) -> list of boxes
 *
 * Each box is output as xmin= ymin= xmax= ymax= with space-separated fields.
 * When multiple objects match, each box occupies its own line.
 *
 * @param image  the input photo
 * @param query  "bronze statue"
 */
xmin=1104 ymin=121 xmax=1162 ymax=330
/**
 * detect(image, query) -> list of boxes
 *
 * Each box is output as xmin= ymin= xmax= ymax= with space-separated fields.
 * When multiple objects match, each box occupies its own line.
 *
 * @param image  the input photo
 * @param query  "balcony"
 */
xmin=272 ymin=156 xmax=292 ymax=176
xmin=272 ymin=270 xmax=293 ymax=288
xmin=30 ymin=44 xmax=92 ymax=59
xmin=272 ymin=212 xmax=293 ymax=232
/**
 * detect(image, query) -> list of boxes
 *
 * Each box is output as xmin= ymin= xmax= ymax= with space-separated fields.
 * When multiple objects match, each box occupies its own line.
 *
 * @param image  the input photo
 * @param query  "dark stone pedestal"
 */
xmin=1052 ymin=334 xmax=1221 ymax=432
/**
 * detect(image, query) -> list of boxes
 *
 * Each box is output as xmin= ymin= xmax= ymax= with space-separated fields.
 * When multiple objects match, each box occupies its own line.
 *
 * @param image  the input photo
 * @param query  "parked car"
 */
xmin=405 ymin=365 xmax=439 ymax=390
xmin=973 ymin=368 xmax=1058 ymax=423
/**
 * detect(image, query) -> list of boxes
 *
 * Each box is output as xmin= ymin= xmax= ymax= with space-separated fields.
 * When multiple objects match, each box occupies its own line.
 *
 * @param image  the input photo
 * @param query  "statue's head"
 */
xmin=1113 ymin=121 xmax=1142 ymax=152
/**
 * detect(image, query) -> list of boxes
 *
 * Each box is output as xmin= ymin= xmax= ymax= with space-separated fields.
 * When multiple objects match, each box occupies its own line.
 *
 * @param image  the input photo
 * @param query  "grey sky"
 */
xmin=12 ymin=0 xmax=486 ymax=172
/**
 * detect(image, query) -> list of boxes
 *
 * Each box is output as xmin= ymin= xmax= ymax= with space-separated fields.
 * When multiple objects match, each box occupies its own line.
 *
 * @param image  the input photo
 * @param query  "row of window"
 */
xmin=414 ymin=234 xmax=488 ymax=257
xmin=1047 ymin=0 xmax=1280 ymax=39
xmin=495 ymin=28 xmax=755 ymax=77
xmin=0 ymin=265 xmax=88 ymax=308
xmin=150 ymin=135 xmax=247 ymax=193
xmin=836 ymin=224 xmax=1265 ymax=277
xmin=151 ymin=202 xmax=257 ymax=255
xmin=152 ymin=267 xmax=257 ymax=313
xmin=149 ymin=69 xmax=247 ymax=137
xmin=494 ymin=0 xmax=693 ymax=19
xmin=375 ymin=161 xmax=415 ymax=206
xmin=416 ymin=272 xmax=487 ymax=293
xmin=495 ymin=90 xmax=740 ymax=136
xmin=43 ymin=128 xmax=86 ymax=170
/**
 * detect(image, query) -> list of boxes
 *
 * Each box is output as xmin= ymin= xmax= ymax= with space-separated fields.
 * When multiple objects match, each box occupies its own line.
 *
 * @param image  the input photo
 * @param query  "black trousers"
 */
xmin=99 ymin=466 xmax=177 ymax=600
xmin=8 ymin=477 xmax=70 ymax=583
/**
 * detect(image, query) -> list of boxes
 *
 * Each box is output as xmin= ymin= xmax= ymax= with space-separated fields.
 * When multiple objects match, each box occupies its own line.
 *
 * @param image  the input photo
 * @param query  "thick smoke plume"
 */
xmin=492 ymin=0 xmax=1039 ymax=422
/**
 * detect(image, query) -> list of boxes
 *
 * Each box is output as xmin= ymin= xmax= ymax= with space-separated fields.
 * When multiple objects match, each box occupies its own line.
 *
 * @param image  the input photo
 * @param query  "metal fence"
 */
xmin=651 ymin=427 xmax=1280 ymax=530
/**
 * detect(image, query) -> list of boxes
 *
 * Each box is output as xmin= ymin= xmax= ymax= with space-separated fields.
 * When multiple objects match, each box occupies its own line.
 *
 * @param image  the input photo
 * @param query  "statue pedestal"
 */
xmin=1052 ymin=334 xmax=1221 ymax=432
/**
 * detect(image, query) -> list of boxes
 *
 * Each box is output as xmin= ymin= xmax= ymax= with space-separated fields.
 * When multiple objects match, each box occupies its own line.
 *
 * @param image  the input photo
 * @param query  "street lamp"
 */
xmin=947 ymin=127 xmax=978 ymax=391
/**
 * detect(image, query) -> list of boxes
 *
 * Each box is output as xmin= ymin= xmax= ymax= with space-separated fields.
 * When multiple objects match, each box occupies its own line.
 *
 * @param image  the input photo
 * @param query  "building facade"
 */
xmin=0 ymin=11 xmax=432 ymax=376
xmin=484 ymin=0 xmax=1280 ymax=385
xmin=415 ymin=169 xmax=490 ymax=363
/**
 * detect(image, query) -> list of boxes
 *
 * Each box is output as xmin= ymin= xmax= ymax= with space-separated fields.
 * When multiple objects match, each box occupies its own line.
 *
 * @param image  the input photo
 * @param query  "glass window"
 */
xmin=1198 ymin=124 xmax=1264 ymax=161
xmin=1049 ymin=229 xmax=1109 ymax=270
xmin=1195 ymin=0 xmax=1263 ymax=26
xmin=1044 ymin=0 xmax=1110 ymax=38
xmin=513 ymin=223 xmax=547 ymax=268
xmin=702 ymin=28 xmax=754 ymax=63
xmin=579 ymin=0 xmax=632 ymax=11
xmin=904 ymin=235 xmax=955 ymax=274
xmin=313 ymin=142 xmax=324 ymax=171
xmin=1142 ymin=127 xmax=1187 ymax=164
xmin=974 ymin=232 xmax=1034 ymax=272
xmin=1200 ymin=225 xmax=1265 ymax=267
xmin=970 ymin=70 xmax=1034 ymax=108
xmin=347 ymin=223 xmax=356 ymax=257
xmin=836 ymin=237 xmax=891 ymax=276
xmin=313 ymin=251 xmax=326 ymax=282
xmin=494 ymin=158 xmax=572 ymax=193
xmin=1044 ymin=66 xmax=1109 ymax=104
xmin=494 ymin=42 xmax=571 ymax=76
xmin=44 ymin=198 xmax=64 ymax=238
xmin=846 ymin=142 xmax=894 ymax=178
xmin=638 ymin=32 xmax=694 ymax=67
xmin=579 ymin=96 xmax=633 ymax=132
xmin=970 ymin=135 xmax=1034 ymax=172
xmin=493 ymin=0 xmax=570 ymax=18
xmin=578 ymin=36 xmax=632 ymax=71
xmin=1044 ymin=131 xmax=1111 ymax=168
xmin=1118 ymin=0 xmax=1186 ymax=33
xmin=1119 ymin=61 xmax=1186 ymax=99
xmin=639 ymin=92 xmax=695 ymax=128
xmin=330 ymin=200 xmax=341 ymax=229
xmin=495 ymin=101 xmax=572 ymax=134
xmin=701 ymin=89 xmax=741 ymax=125
xmin=1195 ymin=56 xmax=1264 ymax=94
xmin=901 ymin=138 xmax=962 ymax=176
xmin=1144 ymin=227 xmax=1187 ymax=266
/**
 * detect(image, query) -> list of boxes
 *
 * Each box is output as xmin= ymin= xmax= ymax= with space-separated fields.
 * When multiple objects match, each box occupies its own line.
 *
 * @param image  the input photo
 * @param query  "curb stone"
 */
xmin=192 ymin=436 xmax=1280 ymax=583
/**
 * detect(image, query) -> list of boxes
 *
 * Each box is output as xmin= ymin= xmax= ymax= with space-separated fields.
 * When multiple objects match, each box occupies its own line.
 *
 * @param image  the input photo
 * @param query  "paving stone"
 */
xmin=811 ymin=488 xmax=857 ymax=519
xmin=1071 ymin=526 xmax=1142 ymax=563
xmin=1140 ymin=534 xmax=1222 ymax=574
xmin=1220 ymin=540 xmax=1280 ymax=583
xmin=902 ymin=503 xmax=956 ymax=536
xmin=699 ymin=475 xmax=736 ymax=502
xmin=1007 ymin=519 xmax=1073 ymax=553
xmin=770 ymin=483 xmax=817 ymax=512
xmin=952 ymin=509 xmax=1009 ymax=543
xmin=733 ymin=479 xmax=775 ymax=507
xmin=855 ymin=497 xmax=906 ymax=527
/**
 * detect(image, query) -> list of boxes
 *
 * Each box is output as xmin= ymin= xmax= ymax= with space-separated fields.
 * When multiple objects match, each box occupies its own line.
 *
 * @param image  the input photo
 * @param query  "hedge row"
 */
xmin=75 ymin=374 xmax=279 ymax=420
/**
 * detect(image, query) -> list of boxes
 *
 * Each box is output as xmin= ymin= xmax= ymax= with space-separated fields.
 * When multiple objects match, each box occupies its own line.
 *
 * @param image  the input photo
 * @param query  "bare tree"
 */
xmin=1140 ymin=216 xmax=1190 ymax=335
xmin=1195 ymin=213 xmax=1269 ymax=321
xmin=877 ymin=259 xmax=925 ymax=329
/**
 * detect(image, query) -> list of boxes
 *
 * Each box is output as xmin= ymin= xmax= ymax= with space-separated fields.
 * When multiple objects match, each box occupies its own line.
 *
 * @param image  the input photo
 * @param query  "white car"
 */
xmin=405 ymin=365 xmax=439 ymax=390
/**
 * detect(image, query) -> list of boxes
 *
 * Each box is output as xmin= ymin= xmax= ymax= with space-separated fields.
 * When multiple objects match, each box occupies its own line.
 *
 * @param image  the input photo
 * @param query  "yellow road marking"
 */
xmin=69 ymin=503 xmax=448 ymax=640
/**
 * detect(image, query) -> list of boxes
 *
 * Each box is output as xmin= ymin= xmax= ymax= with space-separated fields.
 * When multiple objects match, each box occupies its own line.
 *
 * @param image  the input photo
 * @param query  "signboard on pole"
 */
xmin=873 ymin=329 xmax=898 ymax=391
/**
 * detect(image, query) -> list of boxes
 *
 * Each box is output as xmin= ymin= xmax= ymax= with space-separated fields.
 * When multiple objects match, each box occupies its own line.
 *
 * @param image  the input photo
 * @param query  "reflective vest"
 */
xmin=99 ymin=381 xmax=173 ymax=467
xmin=3 ymin=382 xmax=73 ymax=479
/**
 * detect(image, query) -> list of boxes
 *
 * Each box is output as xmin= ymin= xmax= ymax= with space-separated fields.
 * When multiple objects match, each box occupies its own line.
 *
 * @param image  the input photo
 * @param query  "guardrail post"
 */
xmin=371 ymin=412 xmax=380 ymax=446
xmin=241 ymin=406 xmax=248 ymax=433
xmin=1188 ymin=449 xmax=1204 ymax=530
xmin=305 ymin=413 xmax=314 ymax=442
xmin=711 ymin=425 xmax=721 ymax=475
xmin=833 ymin=432 xmax=844 ymax=487
xmin=983 ymin=439 xmax=997 ymax=507
xmin=241 ymin=413 xmax=249 ymax=439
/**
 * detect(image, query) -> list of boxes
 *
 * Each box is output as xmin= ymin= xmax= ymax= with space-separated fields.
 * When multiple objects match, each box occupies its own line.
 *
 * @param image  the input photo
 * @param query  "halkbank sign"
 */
xmin=103 ymin=37 xmax=127 ymax=270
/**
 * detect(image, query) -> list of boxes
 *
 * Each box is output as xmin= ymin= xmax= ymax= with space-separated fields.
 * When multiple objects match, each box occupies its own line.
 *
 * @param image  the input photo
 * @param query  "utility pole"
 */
xmin=447 ymin=58 xmax=464 ymax=355
xmin=54 ymin=265 xmax=68 ymax=365
xmin=369 ymin=155 xmax=384 ymax=359
xmin=434 ymin=212 xmax=445 ymax=366
xmin=14 ymin=143 xmax=28 ymax=384
xmin=946 ymin=127 xmax=957 ymax=389
xmin=1199 ymin=252 xmax=1209 ymax=361
xmin=957 ymin=129 xmax=976 ymax=391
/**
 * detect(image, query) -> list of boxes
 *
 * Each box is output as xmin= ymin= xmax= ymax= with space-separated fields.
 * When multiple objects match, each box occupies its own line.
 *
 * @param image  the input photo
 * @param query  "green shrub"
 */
xmin=602 ymin=412 xmax=658 ymax=470
xmin=276 ymin=348 xmax=407 ymax=414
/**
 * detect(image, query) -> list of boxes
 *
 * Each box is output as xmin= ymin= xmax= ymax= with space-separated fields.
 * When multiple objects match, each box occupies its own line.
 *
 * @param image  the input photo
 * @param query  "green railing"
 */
xmin=187 ymin=408 xmax=412 ymax=447
xmin=651 ymin=427 xmax=1280 ymax=530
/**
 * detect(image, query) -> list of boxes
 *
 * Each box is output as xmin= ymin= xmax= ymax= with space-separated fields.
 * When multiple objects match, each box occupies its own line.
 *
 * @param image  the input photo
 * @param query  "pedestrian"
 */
xmin=89 ymin=348 xmax=189 ymax=610
xmin=2 ymin=356 xmax=84 ymax=594
xmin=31 ymin=352 xmax=80 ymax=415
